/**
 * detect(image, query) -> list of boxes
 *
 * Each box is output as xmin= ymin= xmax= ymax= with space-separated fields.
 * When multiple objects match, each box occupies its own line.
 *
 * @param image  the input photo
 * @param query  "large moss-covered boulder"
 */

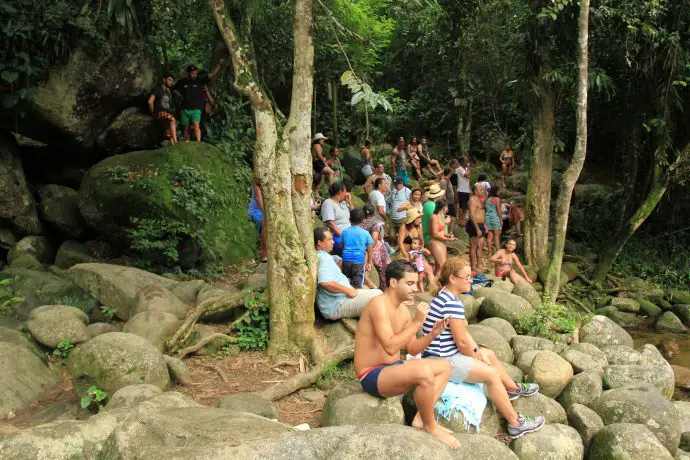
xmin=54 ymin=240 xmax=98 ymax=269
xmin=37 ymin=185 xmax=88 ymax=238
xmin=7 ymin=236 xmax=54 ymax=265
xmin=97 ymin=107 xmax=160 ymax=153
xmin=67 ymin=332 xmax=170 ymax=395
xmin=0 ymin=132 xmax=42 ymax=235
xmin=0 ymin=326 xmax=61 ymax=417
xmin=122 ymin=311 xmax=181 ymax=351
xmin=558 ymin=371 xmax=603 ymax=409
xmin=603 ymin=364 xmax=675 ymax=399
xmin=589 ymin=423 xmax=674 ymax=460
xmin=656 ymin=311 xmax=688 ymax=333
xmin=78 ymin=143 xmax=257 ymax=267
xmin=668 ymin=290 xmax=690 ymax=305
xmin=218 ymin=392 xmax=278 ymax=419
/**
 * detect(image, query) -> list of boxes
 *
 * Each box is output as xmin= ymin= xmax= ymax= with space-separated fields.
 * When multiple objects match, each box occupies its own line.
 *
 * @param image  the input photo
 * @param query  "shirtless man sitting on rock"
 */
xmin=354 ymin=260 xmax=461 ymax=449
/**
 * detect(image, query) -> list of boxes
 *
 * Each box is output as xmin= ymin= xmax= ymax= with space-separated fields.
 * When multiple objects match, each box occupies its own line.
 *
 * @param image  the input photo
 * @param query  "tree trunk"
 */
xmin=210 ymin=0 xmax=316 ymax=353
xmin=542 ymin=0 xmax=590 ymax=301
xmin=331 ymin=78 xmax=339 ymax=145
xmin=458 ymin=99 xmax=472 ymax=157
xmin=591 ymin=160 xmax=669 ymax=282
xmin=364 ymin=104 xmax=370 ymax=141
xmin=524 ymin=89 xmax=554 ymax=268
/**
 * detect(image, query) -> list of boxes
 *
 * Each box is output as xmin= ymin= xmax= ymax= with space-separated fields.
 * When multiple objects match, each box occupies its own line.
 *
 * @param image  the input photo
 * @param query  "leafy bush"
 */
xmin=231 ymin=292 xmax=269 ymax=350
xmin=52 ymin=339 xmax=75 ymax=360
xmin=80 ymin=385 xmax=108 ymax=412
xmin=515 ymin=301 xmax=586 ymax=342
xmin=0 ymin=278 xmax=24 ymax=318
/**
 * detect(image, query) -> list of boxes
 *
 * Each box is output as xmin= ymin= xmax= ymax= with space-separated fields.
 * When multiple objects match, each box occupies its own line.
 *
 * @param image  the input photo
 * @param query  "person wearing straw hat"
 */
xmin=398 ymin=208 xmax=435 ymax=290
xmin=422 ymin=183 xmax=446 ymax=246
xmin=312 ymin=133 xmax=334 ymax=196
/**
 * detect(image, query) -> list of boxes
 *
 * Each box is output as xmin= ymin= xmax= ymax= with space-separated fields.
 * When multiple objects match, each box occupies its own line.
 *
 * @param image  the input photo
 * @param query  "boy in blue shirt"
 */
xmin=340 ymin=208 xmax=374 ymax=288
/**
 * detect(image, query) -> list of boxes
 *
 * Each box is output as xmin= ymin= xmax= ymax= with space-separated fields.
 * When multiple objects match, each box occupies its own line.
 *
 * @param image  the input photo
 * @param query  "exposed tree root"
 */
xmin=198 ymin=362 xmax=229 ymax=383
xmin=174 ymin=333 xmax=237 ymax=359
xmin=259 ymin=345 xmax=354 ymax=402
xmin=561 ymin=292 xmax=592 ymax=313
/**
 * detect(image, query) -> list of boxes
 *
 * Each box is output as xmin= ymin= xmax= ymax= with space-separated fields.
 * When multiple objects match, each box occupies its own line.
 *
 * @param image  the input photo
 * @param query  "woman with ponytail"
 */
xmin=422 ymin=257 xmax=545 ymax=439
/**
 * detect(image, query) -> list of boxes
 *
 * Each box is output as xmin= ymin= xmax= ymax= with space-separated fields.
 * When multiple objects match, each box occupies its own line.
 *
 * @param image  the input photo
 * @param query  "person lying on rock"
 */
xmin=314 ymin=227 xmax=382 ymax=320
xmin=354 ymin=260 xmax=461 ymax=449
xmin=422 ymin=257 xmax=544 ymax=439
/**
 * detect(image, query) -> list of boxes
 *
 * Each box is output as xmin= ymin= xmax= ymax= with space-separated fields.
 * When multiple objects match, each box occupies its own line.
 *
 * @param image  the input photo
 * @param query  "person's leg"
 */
xmin=502 ymin=163 xmax=508 ymax=187
xmin=509 ymin=270 xmax=527 ymax=285
xmin=464 ymin=359 xmax=519 ymax=426
xmin=476 ymin=236 xmax=485 ymax=272
xmin=429 ymin=241 xmax=445 ymax=278
xmin=322 ymin=166 xmax=335 ymax=185
xmin=468 ymin=238 xmax=477 ymax=272
xmin=480 ymin=348 xmax=519 ymax=391
xmin=192 ymin=121 xmax=201 ymax=141
xmin=180 ymin=110 xmax=191 ymax=141
xmin=332 ymin=289 xmax=382 ymax=319
xmin=422 ymin=259 xmax=435 ymax=291
xmin=376 ymin=359 xmax=460 ymax=448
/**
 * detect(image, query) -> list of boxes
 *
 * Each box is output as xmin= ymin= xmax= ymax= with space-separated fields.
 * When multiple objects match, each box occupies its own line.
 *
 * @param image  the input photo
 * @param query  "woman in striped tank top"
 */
xmin=421 ymin=257 xmax=545 ymax=439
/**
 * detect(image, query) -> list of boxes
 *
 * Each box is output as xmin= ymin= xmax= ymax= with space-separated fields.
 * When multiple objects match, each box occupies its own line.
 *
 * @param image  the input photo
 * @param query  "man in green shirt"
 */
xmin=422 ymin=183 xmax=446 ymax=245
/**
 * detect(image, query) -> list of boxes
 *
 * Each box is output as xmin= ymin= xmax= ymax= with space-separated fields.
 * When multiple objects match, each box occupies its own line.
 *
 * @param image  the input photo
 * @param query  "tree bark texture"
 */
xmin=524 ymin=89 xmax=554 ymax=268
xmin=458 ymin=99 xmax=472 ymax=157
xmin=542 ymin=0 xmax=590 ymax=301
xmin=331 ymin=78 xmax=339 ymax=145
xmin=210 ymin=0 xmax=316 ymax=353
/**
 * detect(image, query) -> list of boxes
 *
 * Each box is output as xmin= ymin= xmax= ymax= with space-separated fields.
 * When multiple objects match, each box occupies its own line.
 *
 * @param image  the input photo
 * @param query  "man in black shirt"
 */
xmin=174 ymin=64 xmax=220 ymax=142
xmin=148 ymin=73 xmax=178 ymax=145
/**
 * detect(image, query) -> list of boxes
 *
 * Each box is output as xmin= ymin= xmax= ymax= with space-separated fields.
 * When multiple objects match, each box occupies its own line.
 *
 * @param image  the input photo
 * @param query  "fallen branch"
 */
xmin=259 ymin=345 xmax=354 ymax=402
xmin=175 ymin=333 xmax=237 ymax=359
xmin=198 ymin=362 xmax=229 ymax=383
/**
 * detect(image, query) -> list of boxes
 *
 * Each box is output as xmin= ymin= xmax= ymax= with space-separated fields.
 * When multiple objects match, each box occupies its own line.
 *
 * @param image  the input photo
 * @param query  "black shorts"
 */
xmin=419 ymin=156 xmax=430 ymax=168
xmin=313 ymin=160 xmax=326 ymax=172
xmin=457 ymin=192 xmax=470 ymax=210
xmin=465 ymin=220 xmax=487 ymax=238
xmin=342 ymin=261 xmax=365 ymax=288
xmin=502 ymin=218 xmax=510 ymax=233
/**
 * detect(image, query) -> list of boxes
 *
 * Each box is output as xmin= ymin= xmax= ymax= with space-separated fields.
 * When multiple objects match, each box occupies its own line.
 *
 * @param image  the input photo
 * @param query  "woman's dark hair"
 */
xmin=411 ymin=188 xmax=422 ymax=198
xmin=502 ymin=239 xmax=517 ymax=249
xmin=350 ymin=208 xmax=366 ymax=225
xmin=363 ymin=204 xmax=375 ymax=217
xmin=374 ymin=177 xmax=386 ymax=190
xmin=489 ymin=186 xmax=499 ymax=197
xmin=313 ymin=227 xmax=330 ymax=248
xmin=478 ymin=173 xmax=487 ymax=182
xmin=385 ymin=260 xmax=417 ymax=282
xmin=329 ymin=182 xmax=346 ymax=197
xmin=342 ymin=178 xmax=353 ymax=192
xmin=434 ymin=200 xmax=448 ymax=214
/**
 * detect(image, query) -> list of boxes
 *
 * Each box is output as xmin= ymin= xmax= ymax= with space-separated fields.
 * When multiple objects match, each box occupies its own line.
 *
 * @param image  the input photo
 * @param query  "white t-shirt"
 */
xmin=368 ymin=190 xmax=387 ymax=222
xmin=456 ymin=166 xmax=471 ymax=193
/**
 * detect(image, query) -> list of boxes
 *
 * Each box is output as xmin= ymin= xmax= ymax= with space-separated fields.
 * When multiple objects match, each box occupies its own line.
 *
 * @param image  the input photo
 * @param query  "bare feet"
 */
xmin=412 ymin=413 xmax=453 ymax=434
xmin=426 ymin=424 xmax=461 ymax=449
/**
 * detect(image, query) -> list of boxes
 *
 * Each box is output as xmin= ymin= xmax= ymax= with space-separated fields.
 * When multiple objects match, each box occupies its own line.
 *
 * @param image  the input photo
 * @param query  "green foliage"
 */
xmin=104 ymin=166 xmax=133 ymax=184
xmin=231 ymin=292 xmax=269 ymax=351
xmin=340 ymin=70 xmax=392 ymax=111
xmin=515 ymin=301 xmax=585 ymax=342
xmin=0 ymin=278 xmax=24 ymax=318
xmin=80 ymin=385 xmax=108 ymax=412
xmin=316 ymin=362 xmax=355 ymax=390
xmin=127 ymin=217 xmax=193 ymax=267
xmin=52 ymin=339 xmax=75 ymax=360
xmin=100 ymin=306 xmax=118 ymax=321
xmin=612 ymin=233 xmax=690 ymax=289
xmin=54 ymin=295 xmax=98 ymax=315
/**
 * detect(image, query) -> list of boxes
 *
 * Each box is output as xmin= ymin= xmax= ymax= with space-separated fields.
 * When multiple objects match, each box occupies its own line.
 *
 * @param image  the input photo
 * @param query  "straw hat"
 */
xmin=313 ymin=133 xmax=328 ymax=141
xmin=406 ymin=208 xmax=422 ymax=224
xmin=427 ymin=183 xmax=445 ymax=200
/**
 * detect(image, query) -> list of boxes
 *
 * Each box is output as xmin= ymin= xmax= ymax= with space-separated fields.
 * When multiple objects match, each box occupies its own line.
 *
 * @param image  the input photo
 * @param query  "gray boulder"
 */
xmin=589 ymin=423 xmax=674 ymax=460
xmin=510 ymin=423 xmax=584 ymax=460
xmin=218 ymin=392 xmax=277 ymax=419
xmin=340 ymin=149 xmax=367 ymax=185
xmin=512 ymin=281 xmax=542 ymax=308
xmin=122 ymin=311 xmax=181 ymax=351
xmin=668 ymin=290 xmax=690 ymax=305
xmin=567 ymin=403 xmax=604 ymax=451
xmin=54 ymin=240 xmax=98 ymax=269
xmin=170 ymin=280 xmax=206 ymax=305
xmin=568 ymin=343 xmax=608 ymax=368
xmin=637 ymin=298 xmax=663 ymax=318
xmin=467 ymin=324 xmax=514 ymax=363
xmin=106 ymin=384 xmax=163 ymax=411
xmin=602 ymin=345 xmax=643 ymax=365
xmin=244 ymin=273 xmax=268 ymax=292
xmin=580 ymin=315 xmax=633 ymax=348
xmin=593 ymin=383 xmax=680 ymax=455
xmin=66 ymin=263 xmax=177 ymax=320
xmin=8 ymin=236 xmax=54 ymax=265
xmin=479 ymin=317 xmax=517 ymax=341
xmin=657 ymin=311 xmax=688 ymax=333
xmin=67 ymin=332 xmax=170 ymax=395
xmin=511 ymin=335 xmax=556 ymax=356
xmin=674 ymin=401 xmax=690 ymax=451
xmin=87 ymin=322 xmax=120 ymax=338
xmin=458 ymin=294 xmax=480 ymax=321
xmin=527 ymin=350 xmax=574 ymax=398
xmin=561 ymin=348 xmax=603 ymax=375
xmin=674 ymin=305 xmax=690 ymax=325
xmin=515 ymin=350 xmax=542 ymax=374
xmin=26 ymin=304 xmax=90 ymax=348
xmin=504 ymin=362 xmax=525 ymax=382
xmin=512 ymin=393 xmax=568 ymax=425
xmin=558 ymin=371 xmax=603 ymax=409
xmin=163 ymin=355 xmax=190 ymax=385
xmin=474 ymin=287 xmax=533 ymax=324
xmin=96 ymin=107 xmax=160 ymax=153
xmin=37 ymin=184 xmax=88 ymax=238
xmin=321 ymin=381 xmax=405 ymax=427
xmin=610 ymin=297 xmax=640 ymax=313
xmin=0 ymin=326 xmax=60 ymax=417
xmin=0 ymin=132 xmax=42 ymax=235
xmin=603 ymin=364 xmax=675 ymax=399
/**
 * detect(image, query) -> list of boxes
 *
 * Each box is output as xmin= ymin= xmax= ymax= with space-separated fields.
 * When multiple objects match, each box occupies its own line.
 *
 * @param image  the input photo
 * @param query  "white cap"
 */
xmin=313 ymin=133 xmax=328 ymax=141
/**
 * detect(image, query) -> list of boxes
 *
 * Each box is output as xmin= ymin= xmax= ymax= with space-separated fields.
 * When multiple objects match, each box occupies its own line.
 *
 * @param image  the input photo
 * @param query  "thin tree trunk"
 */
xmin=209 ymin=0 xmax=316 ymax=353
xmin=592 ymin=160 xmax=669 ymax=282
xmin=364 ymin=105 xmax=370 ymax=141
xmin=524 ymin=89 xmax=554 ymax=268
xmin=458 ymin=99 xmax=472 ymax=157
xmin=542 ymin=0 xmax=590 ymax=301
xmin=332 ymin=78 xmax=339 ymax=145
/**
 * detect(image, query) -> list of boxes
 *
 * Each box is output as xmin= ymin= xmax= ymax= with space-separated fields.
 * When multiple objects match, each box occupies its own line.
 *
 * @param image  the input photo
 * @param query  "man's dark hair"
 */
xmin=489 ymin=185 xmax=499 ymax=197
xmin=374 ymin=177 xmax=386 ymax=190
xmin=443 ymin=168 xmax=451 ymax=176
xmin=364 ymin=140 xmax=371 ymax=147
xmin=434 ymin=200 xmax=448 ymax=214
xmin=314 ymin=227 xmax=330 ymax=248
xmin=385 ymin=260 xmax=417 ymax=283
xmin=478 ymin=173 xmax=487 ymax=182
xmin=350 ymin=208 xmax=366 ymax=225
xmin=363 ymin=204 xmax=375 ymax=217
xmin=162 ymin=73 xmax=174 ymax=80
xmin=186 ymin=64 xmax=198 ymax=73
xmin=329 ymin=182 xmax=346 ymax=197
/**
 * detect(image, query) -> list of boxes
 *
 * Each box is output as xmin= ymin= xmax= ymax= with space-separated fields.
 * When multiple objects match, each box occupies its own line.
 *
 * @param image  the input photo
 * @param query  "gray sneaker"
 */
xmin=507 ymin=382 xmax=540 ymax=401
xmin=507 ymin=414 xmax=545 ymax=439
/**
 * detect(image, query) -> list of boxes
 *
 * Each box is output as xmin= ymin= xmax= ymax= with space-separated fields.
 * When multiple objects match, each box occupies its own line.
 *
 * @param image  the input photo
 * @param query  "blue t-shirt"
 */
xmin=422 ymin=289 xmax=466 ymax=358
xmin=316 ymin=250 xmax=352 ymax=317
xmin=340 ymin=226 xmax=373 ymax=264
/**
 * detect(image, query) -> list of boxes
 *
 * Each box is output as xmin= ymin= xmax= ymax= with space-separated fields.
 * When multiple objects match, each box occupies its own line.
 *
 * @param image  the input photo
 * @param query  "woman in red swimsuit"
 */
xmin=490 ymin=239 xmax=532 ymax=284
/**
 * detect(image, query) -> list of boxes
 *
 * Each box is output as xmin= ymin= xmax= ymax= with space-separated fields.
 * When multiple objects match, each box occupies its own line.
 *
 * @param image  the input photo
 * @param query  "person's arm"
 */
xmin=391 ymin=152 xmax=397 ymax=178
xmin=319 ymin=281 xmax=357 ymax=298
xmin=371 ymin=300 xmax=429 ymax=356
xmin=363 ymin=175 xmax=375 ymax=194
xmin=430 ymin=214 xmax=451 ymax=241
xmin=512 ymin=253 xmax=532 ymax=283
xmin=490 ymin=250 xmax=503 ymax=263
xmin=377 ymin=205 xmax=386 ymax=218
xmin=345 ymin=193 xmax=353 ymax=209
xmin=407 ymin=317 xmax=449 ymax=356
xmin=366 ymin=243 xmax=373 ymax=272
xmin=422 ymin=248 xmax=432 ymax=257
xmin=449 ymin=318 xmax=480 ymax=358
xmin=253 ymin=184 xmax=265 ymax=212
xmin=463 ymin=167 xmax=471 ymax=178
xmin=326 ymin=220 xmax=341 ymax=237
xmin=147 ymin=94 xmax=156 ymax=115
xmin=316 ymin=145 xmax=327 ymax=163
xmin=204 ymin=86 xmax=215 ymax=105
